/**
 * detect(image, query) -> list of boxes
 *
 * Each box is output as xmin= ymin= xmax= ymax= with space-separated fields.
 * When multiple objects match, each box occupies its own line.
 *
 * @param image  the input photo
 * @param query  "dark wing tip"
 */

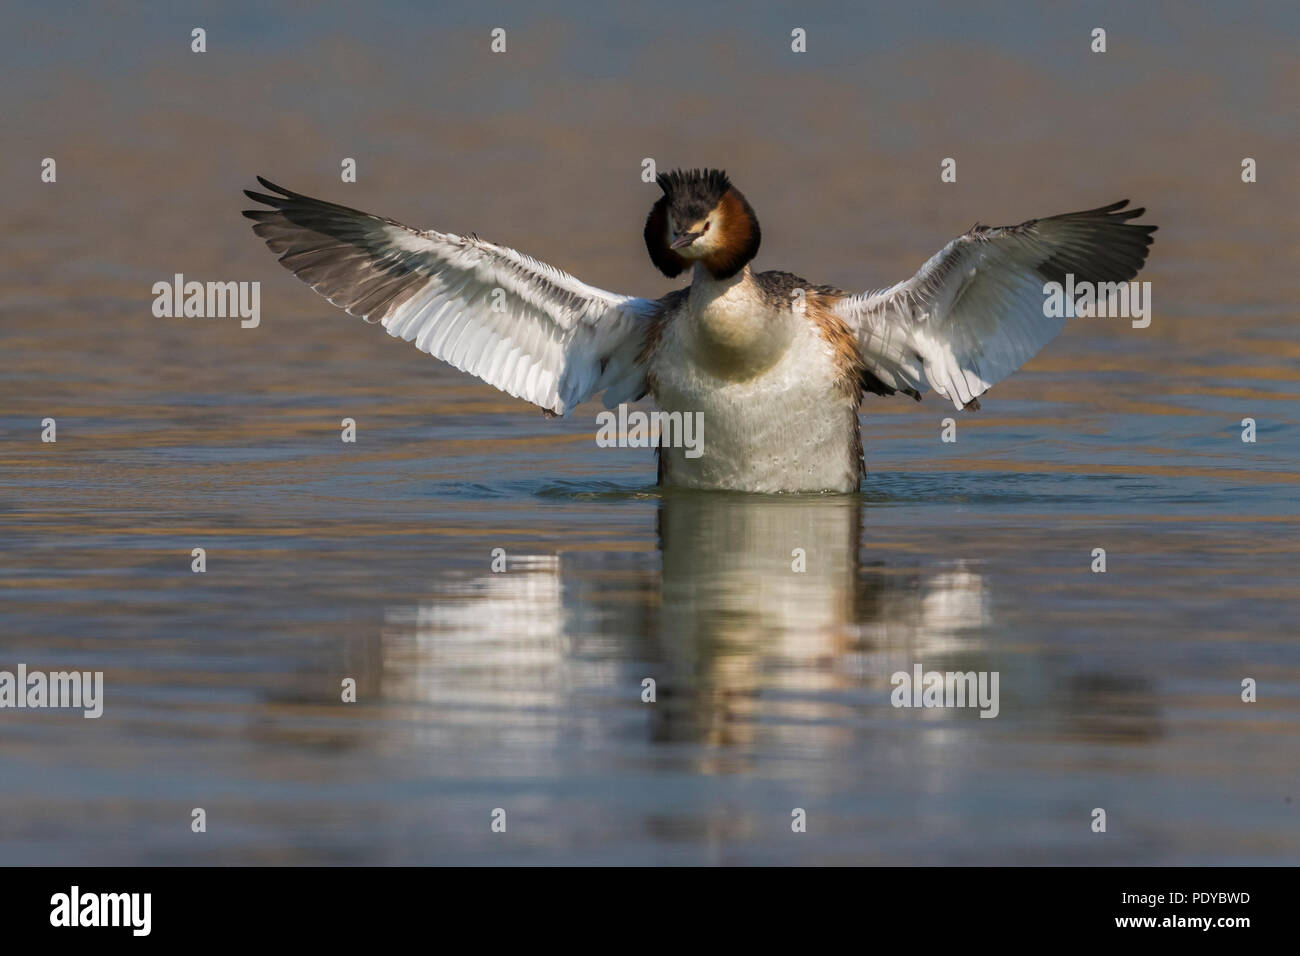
xmin=1084 ymin=199 xmax=1130 ymax=215
xmin=243 ymin=188 xmax=286 ymax=207
xmin=1031 ymin=198 xmax=1158 ymax=284
xmin=255 ymin=175 xmax=296 ymax=197
xmin=1078 ymin=199 xmax=1133 ymax=218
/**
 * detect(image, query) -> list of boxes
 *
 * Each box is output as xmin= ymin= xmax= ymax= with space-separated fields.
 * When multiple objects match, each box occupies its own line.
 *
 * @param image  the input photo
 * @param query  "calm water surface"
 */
xmin=1 ymin=1 xmax=1298 ymax=864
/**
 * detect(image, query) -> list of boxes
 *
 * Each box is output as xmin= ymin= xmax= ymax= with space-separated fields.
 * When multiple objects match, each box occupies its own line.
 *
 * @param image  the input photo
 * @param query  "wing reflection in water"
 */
xmin=380 ymin=492 xmax=994 ymax=760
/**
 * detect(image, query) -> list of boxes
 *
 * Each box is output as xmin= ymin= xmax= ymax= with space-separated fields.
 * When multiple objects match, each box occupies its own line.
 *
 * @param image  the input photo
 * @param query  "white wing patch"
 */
xmin=244 ymin=177 xmax=657 ymax=415
xmin=835 ymin=201 xmax=1156 ymax=409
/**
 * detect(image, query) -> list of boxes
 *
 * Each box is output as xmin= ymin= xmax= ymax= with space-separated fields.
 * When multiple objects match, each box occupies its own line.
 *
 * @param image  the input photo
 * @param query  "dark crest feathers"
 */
xmin=645 ymin=168 xmax=760 ymax=280
xmin=655 ymin=168 xmax=732 ymax=206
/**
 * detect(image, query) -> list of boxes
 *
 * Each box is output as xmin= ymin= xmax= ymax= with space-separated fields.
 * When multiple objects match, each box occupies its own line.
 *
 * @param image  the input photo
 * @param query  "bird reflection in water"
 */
xmin=380 ymin=492 xmax=993 ymax=761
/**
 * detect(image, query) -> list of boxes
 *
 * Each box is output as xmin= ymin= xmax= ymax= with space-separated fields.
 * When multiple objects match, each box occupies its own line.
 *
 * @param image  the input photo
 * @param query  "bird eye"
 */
xmin=703 ymin=221 xmax=711 ymax=233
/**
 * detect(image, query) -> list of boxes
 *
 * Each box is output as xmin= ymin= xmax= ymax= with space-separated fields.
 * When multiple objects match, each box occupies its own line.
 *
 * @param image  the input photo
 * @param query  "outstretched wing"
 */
xmin=834 ymin=201 xmax=1157 ymax=409
xmin=243 ymin=177 xmax=657 ymax=416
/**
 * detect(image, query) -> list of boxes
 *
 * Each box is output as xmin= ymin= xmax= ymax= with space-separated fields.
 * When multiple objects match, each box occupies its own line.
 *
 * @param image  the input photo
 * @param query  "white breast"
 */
xmin=649 ymin=271 xmax=861 ymax=493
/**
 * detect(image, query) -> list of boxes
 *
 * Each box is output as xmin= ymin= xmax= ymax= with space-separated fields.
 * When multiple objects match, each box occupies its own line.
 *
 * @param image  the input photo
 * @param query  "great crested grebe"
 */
xmin=244 ymin=169 xmax=1155 ymax=493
